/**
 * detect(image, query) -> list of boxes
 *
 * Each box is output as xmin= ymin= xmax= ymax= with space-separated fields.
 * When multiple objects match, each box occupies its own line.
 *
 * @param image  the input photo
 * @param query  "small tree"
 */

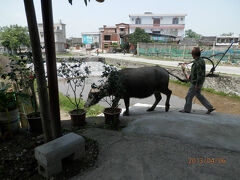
xmin=1 ymin=53 xmax=38 ymax=114
xmin=220 ymin=32 xmax=234 ymax=36
xmin=0 ymin=25 xmax=30 ymax=54
xmin=57 ymin=59 xmax=91 ymax=111
xmin=90 ymin=64 xmax=125 ymax=110
xmin=185 ymin=29 xmax=201 ymax=39
xmin=120 ymin=42 xmax=130 ymax=53
xmin=129 ymin=28 xmax=151 ymax=48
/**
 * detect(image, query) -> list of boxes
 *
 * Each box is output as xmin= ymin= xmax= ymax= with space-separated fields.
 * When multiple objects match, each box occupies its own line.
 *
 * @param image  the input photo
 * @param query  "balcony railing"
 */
xmin=130 ymin=23 xmax=185 ymax=28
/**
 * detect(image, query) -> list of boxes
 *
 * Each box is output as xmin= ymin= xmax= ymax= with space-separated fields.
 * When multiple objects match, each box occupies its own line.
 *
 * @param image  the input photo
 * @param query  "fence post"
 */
xmin=212 ymin=43 xmax=215 ymax=61
xmin=229 ymin=51 xmax=231 ymax=63
xmin=137 ymin=42 xmax=139 ymax=56
xmin=183 ymin=45 xmax=186 ymax=59
xmin=169 ymin=45 xmax=172 ymax=59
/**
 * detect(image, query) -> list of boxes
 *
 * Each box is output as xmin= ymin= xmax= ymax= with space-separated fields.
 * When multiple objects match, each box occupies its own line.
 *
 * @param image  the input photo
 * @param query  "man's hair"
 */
xmin=192 ymin=47 xmax=201 ymax=57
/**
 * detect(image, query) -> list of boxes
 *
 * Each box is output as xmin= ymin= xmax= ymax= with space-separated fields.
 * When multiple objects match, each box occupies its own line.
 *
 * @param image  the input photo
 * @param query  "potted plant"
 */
xmin=1 ymin=53 xmax=42 ymax=132
xmin=58 ymin=58 xmax=91 ymax=127
xmin=93 ymin=64 xmax=123 ymax=128
xmin=25 ymin=73 xmax=42 ymax=133
xmin=0 ymin=84 xmax=20 ymax=135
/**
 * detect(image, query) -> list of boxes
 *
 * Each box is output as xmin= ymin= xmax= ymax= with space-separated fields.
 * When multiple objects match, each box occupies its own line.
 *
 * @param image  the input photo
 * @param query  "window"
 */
xmin=120 ymin=28 xmax=125 ymax=32
xmin=172 ymin=18 xmax=179 ymax=24
xmin=135 ymin=18 xmax=141 ymax=24
xmin=181 ymin=18 xmax=184 ymax=21
xmin=153 ymin=18 xmax=160 ymax=26
xmin=104 ymin=35 xmax=111 ymax=41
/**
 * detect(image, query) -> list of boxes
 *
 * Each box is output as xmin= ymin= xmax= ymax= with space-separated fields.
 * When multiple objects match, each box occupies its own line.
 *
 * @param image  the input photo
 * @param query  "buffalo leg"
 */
xmin=163 ymin=88 xmax=172 ymax=112
xmin=147 ymin=92 xmax=162 ymax=111
xmin=123 ymin=97 xmax=130 ymax=116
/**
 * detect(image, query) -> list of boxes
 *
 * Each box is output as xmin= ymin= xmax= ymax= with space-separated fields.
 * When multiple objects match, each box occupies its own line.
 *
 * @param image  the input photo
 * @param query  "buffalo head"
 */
xmin=84 ymin=88 xmax=103 ymax=108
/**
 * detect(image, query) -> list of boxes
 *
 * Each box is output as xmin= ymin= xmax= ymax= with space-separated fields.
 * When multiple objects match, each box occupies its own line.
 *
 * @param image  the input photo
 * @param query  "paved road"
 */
xmin=98 ymin=53 xmax=240 ymax=76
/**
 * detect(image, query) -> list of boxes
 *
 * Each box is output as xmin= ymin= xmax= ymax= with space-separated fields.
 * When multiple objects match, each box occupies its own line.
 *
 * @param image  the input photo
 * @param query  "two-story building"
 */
xmin=129 ymin=12 xmax=187 ymax=40
xmin=38 ymin=20 xmax=66 ymax=53
xmin=100 ymin=23 xmax=129 ymax=51
xmin=81 ymin=32 xmax=101 ymax=49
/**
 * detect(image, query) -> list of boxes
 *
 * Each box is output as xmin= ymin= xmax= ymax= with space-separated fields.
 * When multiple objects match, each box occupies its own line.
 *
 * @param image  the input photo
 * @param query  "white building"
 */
xmin=216 ymin=35 xmax=240 ymax=46
xmin=81 ymin=32 xmax=101 ymax=48
xmin=129 ymin=12 xmax=187 ymax=39
xmin=38 ymin=20 xmax=66 ymax=53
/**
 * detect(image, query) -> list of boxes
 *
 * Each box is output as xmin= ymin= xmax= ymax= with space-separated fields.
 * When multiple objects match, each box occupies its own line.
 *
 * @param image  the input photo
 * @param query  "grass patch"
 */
xmin=170 ymin=79 xmax=240 ymax=101
xmin=202 ymin=88 xmax=240 ymax=100
xmin=56 ymin=52 xmax=76 ymax=57
xmin=137 ymin=55 xmax=184 ymax=62
xmin=59 ymin=92 xmax=104 ymax=117
xmin=170 ymin=79 xmax=190 ymax=87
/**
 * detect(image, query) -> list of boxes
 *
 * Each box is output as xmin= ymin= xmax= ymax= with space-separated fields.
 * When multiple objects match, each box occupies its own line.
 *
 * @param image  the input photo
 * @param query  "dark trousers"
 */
xmin=184 ymin=84 xmax=213 ymax=112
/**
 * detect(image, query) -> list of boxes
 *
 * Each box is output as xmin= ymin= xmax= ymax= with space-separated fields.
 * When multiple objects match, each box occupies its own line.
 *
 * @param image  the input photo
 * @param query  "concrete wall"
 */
xmin=105 ymin=58 xmax=240 ymax=96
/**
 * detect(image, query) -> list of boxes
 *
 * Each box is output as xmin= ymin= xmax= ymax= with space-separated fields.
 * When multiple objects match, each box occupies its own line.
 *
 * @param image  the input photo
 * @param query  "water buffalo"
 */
xmin=84 ymin=66 xmax=182 ymax=116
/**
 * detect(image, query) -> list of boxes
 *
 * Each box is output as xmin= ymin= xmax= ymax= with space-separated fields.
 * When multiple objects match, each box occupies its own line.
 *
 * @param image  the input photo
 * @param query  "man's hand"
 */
xmin=195 ymin=85 xmax=200 ymax=90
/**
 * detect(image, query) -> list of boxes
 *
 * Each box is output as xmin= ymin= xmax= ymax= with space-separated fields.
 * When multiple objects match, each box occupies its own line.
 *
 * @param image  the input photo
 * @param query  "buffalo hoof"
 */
xmin=123 ymin=111 xmax=129 ymax=116
xmin=147 ymin=108 xmax=154 ymax=111
xmin=165 ymin=106 xmax=169 ymax=112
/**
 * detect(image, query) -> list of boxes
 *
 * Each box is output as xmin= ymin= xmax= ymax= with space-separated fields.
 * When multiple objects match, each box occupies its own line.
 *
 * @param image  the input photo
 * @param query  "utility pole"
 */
xmin=41 ymin=0 xmax=62 ymax=139
xmin=23 ymin=0 xmax=52 ymax=142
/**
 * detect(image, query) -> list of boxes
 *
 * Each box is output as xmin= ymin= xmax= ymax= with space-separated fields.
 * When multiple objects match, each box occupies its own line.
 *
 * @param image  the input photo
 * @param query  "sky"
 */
xmin=0 ymin=0 xmax=240 ymax=38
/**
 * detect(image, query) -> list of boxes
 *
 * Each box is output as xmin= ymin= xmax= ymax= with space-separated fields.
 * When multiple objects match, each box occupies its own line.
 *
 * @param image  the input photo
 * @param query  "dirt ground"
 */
xmin=169 ymin=82 xmax=240 ymax=115
xmin=0 ymin=128 xmax=98 ymax=180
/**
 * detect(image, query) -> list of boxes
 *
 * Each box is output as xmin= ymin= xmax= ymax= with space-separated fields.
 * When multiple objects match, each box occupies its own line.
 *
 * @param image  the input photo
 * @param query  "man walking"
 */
xmin=180 ymin=47 xmax=215 ymax=114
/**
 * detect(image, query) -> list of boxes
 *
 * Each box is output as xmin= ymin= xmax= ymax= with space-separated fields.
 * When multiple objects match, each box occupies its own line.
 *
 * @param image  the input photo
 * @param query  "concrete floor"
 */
xmin=71 ymin=104 xmax=240 ymax=180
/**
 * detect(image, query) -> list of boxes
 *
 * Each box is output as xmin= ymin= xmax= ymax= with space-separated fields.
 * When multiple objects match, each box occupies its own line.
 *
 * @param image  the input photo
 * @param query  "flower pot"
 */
xmin=103 ymin=107 xmax=122 ymax=127
xmin=0 ymin=108 xmax=20 ymax=134
xmin=27 ymin=112 xmax=42 ymax=133
xmin=69 ymin=109 xmax=86 ymax=127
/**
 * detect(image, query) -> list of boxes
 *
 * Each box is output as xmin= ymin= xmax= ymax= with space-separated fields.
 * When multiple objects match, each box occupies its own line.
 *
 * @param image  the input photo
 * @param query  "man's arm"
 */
xmin=195 ymin=63 xmax=204 ymax=89
xmin=181 ymin=64 xmax=190 ymax=80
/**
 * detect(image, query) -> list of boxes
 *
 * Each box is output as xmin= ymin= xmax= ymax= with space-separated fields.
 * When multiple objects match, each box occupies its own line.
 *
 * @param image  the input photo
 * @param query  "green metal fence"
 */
xmin=138 ymin=43 xmax=240 ymax=64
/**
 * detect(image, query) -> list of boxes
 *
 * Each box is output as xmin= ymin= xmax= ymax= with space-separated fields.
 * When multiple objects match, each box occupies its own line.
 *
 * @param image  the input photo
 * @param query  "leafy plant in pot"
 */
xmin=58 ymin=59 xmax=91 ymax=127
xmin=1 ymin=54 xmax=42 ymax=132
xmin=0 ymin=84 xmax=20 ymax=136
xmin=90 ymin=65 xmax=124 ymax=128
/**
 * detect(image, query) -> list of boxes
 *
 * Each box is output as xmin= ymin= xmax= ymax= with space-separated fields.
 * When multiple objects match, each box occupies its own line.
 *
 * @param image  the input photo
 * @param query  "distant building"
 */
xmin=181 ymin=35 xmax=240 ymax=46
xmin=129 ymin=12 xmax=187 ymax=40
xmin=216 ymin=35 xmax=240 ymax=46
xmin=100 ymin=23 xmax=129 ymax=51
xmin=67 ymin=37 xmax=82 ymax=48
xmin=38 ymin=20 xmax=66 ymax=53
xmin=81 ymin=32 xmax=101 ymax=48
xmin=199 ymin=36 xmax=216 ymax=46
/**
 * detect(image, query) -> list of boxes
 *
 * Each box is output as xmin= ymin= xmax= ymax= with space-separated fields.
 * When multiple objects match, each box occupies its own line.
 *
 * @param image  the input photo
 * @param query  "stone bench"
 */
xmin=35 ymin=132 xmax=85 ymax=178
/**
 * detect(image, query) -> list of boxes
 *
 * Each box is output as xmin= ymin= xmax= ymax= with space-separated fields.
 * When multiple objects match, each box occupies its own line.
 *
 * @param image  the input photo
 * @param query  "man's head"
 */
xmin=191 ymin=47 xmax=201 ymax=59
